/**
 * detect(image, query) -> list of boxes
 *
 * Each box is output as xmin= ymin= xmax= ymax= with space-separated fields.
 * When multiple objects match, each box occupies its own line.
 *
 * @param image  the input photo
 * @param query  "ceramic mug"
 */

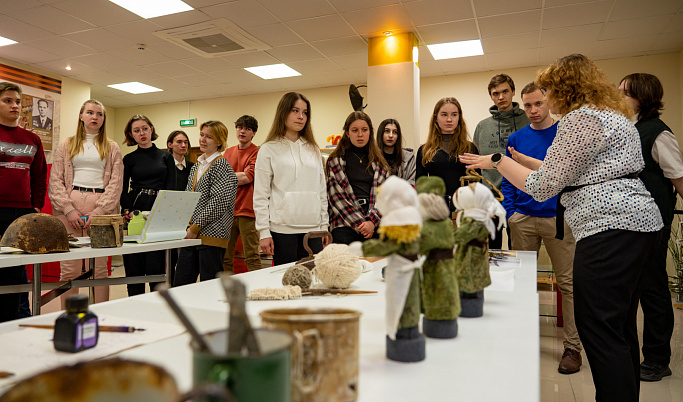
xmin=260 ymin=308 xmax=362 ymax=402
xmin=192 ymin=328 xmax=293 ymax=402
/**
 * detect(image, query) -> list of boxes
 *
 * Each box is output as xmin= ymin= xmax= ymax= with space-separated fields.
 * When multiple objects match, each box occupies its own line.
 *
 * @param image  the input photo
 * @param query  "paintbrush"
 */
xmin=19 ymin=324 xmax=145 ymax=332
xmin=303 ymin=289 xmax=378 ymax=295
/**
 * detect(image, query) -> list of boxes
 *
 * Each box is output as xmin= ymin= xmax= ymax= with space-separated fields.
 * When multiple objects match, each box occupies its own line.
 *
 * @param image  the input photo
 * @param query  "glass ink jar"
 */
xmin=53 ymin=294 xmax=99 ymax=353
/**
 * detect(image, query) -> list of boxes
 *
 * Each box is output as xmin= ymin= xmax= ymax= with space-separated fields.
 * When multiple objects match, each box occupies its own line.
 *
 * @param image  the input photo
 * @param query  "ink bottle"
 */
xmin=53 ymin=294 xmax=99 ymax=353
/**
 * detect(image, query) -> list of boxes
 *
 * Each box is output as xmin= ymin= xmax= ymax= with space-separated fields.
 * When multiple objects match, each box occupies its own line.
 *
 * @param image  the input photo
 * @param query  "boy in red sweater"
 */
xmin=223 ymin=115 xmax=261 ymax=272
xmin=0 ymin=82 xmax=48 ymax=321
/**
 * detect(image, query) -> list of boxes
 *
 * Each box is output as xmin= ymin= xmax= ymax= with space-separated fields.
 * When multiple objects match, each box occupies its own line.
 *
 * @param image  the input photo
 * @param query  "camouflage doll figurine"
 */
xmin=452 ymin=182 xmax=506 ymax=317
xmin=416 ymin=176 xmax=461 ymax=338
xmin=349 ymin=176 xmax=426 ymax=362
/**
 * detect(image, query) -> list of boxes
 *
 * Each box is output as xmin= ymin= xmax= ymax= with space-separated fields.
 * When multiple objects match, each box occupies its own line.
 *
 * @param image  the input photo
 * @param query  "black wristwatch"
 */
xmin=491 ymin=153 xmax=503 ymax=169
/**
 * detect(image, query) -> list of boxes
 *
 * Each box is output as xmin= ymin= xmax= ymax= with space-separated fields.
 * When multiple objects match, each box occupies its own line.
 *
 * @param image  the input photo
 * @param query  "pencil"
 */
xmin=19 ymin=324 xmax=145 ymax=332
xmin=303 ymin=289 xmax=378 ymax=295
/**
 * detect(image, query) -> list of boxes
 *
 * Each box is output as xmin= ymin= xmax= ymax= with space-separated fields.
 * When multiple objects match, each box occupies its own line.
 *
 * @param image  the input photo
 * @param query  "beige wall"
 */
xmin=110 ymin=52 xmax=682 ymax=156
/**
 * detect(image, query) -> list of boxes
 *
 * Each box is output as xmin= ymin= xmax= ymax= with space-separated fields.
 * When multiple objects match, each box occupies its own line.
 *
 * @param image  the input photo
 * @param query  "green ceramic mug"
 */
xmin=192 ymin=328 xmax=293 ymax=402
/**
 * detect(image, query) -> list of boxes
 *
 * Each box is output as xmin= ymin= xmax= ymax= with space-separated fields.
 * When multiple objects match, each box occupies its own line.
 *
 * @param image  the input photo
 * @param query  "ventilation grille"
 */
xmin=154 ymin=19 xmax=270 ymax=58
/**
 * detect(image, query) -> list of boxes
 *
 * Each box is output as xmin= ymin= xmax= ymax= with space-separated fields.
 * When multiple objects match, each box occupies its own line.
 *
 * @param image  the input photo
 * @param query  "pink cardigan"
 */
xmin=48 ymin=139 xmax=124 ymax=216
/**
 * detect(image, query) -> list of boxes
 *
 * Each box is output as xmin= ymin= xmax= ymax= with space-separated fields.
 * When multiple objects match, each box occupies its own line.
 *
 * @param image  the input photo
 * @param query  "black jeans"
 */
xmin=640 ymin=224 xmax=674 ymax=366
xmin=0 ymin=207 xmax=35 ymax=322
xmin=331 ymin=226 xmax=379 ymax=245
xmin=573 ymin=229 xmax=659 ymax=402
xmin=123 ymin=250 xmax=165 ymax=296
xmin=174 ymin=245 xmax=226 ymax=286
xmin=271 ymin=232 xmax=323 ymax=266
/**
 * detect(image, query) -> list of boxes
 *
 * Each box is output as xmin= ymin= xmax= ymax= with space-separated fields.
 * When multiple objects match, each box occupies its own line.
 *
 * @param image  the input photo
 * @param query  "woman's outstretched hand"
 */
xmin=459 ymin=153 xmax=493 ymax=170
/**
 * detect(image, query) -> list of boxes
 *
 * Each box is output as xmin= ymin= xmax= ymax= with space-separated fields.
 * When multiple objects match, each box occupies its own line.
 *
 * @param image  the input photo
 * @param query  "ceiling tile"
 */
xmin=486 ymin=48 xmax=539 ymax=70
xmin=106 ymin=47 xmax=172 ymax=65
xmin=71 ymin=71 xmax=126 ymax=86
xmin=404 ymin=0 xmax=474 ymax=26
xmin=222 ymin=51 xmax=280 ymax=68
xmin=266 ymin=43 xmax=324 ymax=63
xmin=175 ymin=73 xmax=222 ymax=87
xmin=609 ymin=0 xmax=682 ymax=21
xmin=418 ymin=45 xmax=435 ymax=61
xmin=436 ymin=55 xmax=489 ymax=75
xmin=541 ymin=23 xmax=603 ymax=47
xmin=650 ymin=31 xmax=683 ymax=51
xmin=342 ymin=4 xmax=414 ymax=37
xmin=145 ymin=61 xmax=203 ymax=77
xmin=600 ymin=16 xmax=669 ymax=40
xmin=209 ymin=68 xmax=261 ymax=84
xmin=24 ymin=37 xmax=97 ymax=58
xmin=0 ymin=44 xmax=61 ymax=64
xmin=35 ymin=60 xmax=97 ymax=75
xmin=482 ymin=32 xmax=540 ymax=53
xmin=0 ymin=16 xmax=55 ymax=42
xmin=65 ymin=29 xmax=136 ymax=51
xmin=143 ymin=78 xmax=192 ymax=91
xmin=89 ymin=84 xmax=128 ymax=97
xmin=327 ymin=0 xmax=399 ymax=13
xmin=308 ymin=70 xmax=353 ymax=86
xmin=539 ymin=43 xmax=596 ymax=63
xmin=329 ymin=53 xmax=368 ymax=69
xmin=417 ymin=20 xmax=479 ymax=44
xmin=544 ymin=0 xmax=604 ymax=6
xmin=0 ymin=0 xmax=43 ymax=13
xmin=109 ymin=66 xmax=165 ymax=82
xmin=287 ymin=58 xmax=343 ymax=75
xmin=185 ymin=0 xmax=231 ymax=7
xmin=243 ymin=23 xmax=304 ymax=47
xmin=593 ymin=35 xmax=659 ymax=58
xmin=255 ymin=0 xmax=336 ymax=22
xmin=542 ymin=1 xmax=612 ymax=29
xmin=180 ymin=57 xmax=238 ymax=73
xmin=474 ymin=0 xmax=542 ymax=17
xmin=416 ymin=59 xmax=442 ymax=75
xmin=104 ymin=20 xmax=166 ymax=46
xmin=145 ymin=42 xmax=199 ymax=60
xmin=148 ymin=10 xmax=211 ymax=29
xmin=479 ymin=10 xmax=541 ymax=38
xmin=10 ymin=5 xmax=95 ymax=35
xmin=50 ymin=0 xmax=139 ymax=27
xmin=310 ymin=37 xmax=368 ymax=58
xmin=286 ymin=15 xmax=357 ymax=42
xmin=663 ymin=13 xmax=683 ymax=33
xmin=71 ymin=52 xmax=135 ymax=71
xmin=202 ymin=1 xmax=278 ymax=28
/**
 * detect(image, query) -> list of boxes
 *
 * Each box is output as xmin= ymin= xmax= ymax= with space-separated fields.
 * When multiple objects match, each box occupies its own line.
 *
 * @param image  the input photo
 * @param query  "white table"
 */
xmin=0 ymin=251 xmax=539 ymax=401
xmin=0 ymin=239 xmax=201 ymax=314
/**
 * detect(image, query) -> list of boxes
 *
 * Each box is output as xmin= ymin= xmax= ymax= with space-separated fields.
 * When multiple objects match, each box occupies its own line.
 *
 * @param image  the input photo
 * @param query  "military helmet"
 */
xmin=0 ymin=213 xmax=69 ymax=254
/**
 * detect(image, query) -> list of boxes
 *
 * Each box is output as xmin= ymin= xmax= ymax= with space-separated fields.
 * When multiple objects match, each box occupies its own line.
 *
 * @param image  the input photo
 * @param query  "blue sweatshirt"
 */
xmin=502 ymin=122 xmax=558 ymax=219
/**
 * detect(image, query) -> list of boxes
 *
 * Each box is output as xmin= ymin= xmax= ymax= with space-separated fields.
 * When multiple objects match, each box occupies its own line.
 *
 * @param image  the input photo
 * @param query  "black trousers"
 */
xmin=123 ymin=250 xmax=165 ymax=296
xmin=331 ymin=226 xmax=379 ymax=245
xmin=174 ymin=245 xmax=226 ymax=286
xmin=640 ymin=224 xmax=674 ymax=366
xmin=0 ymin=207 xmax=35 ymax=322
xmin=271 ymin=232 xmax=322 ymax=266
xmin=573 ymin=229 xmax=659 ymax=402
xmin=488 ymin=216 xmax=504 ymax=250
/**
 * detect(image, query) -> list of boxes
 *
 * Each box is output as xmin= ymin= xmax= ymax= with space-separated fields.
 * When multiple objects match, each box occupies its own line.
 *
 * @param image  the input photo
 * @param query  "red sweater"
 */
xmin=223 ymin=143 xmax=258 ymax=218
xmin=0 ymin=124 xmax=47 ymax=210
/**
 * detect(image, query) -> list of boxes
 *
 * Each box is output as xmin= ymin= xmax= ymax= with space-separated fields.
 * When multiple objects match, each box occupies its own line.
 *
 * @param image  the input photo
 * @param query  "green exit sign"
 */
xmin=180 ymin=119 xmax=196 ymax=127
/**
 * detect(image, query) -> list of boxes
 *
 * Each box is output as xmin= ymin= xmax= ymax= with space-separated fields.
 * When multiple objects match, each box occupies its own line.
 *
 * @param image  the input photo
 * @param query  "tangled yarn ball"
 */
xmin=312 ymin=244 xmax=361 ymax=289
xmin=282 ymin=264 xmax=313 ymax=290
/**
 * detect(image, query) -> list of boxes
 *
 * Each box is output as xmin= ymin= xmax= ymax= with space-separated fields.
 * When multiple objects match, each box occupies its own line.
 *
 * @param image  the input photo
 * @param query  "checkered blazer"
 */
xmin=327 ymin=155 xmax=388 ymax=231
xmin=186 ymin=157 xmax=238 ymax=248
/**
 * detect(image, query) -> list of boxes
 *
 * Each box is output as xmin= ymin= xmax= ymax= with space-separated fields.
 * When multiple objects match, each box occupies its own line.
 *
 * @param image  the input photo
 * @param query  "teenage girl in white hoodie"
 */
xmin=253 ymin=92 xmax=329 ymax=266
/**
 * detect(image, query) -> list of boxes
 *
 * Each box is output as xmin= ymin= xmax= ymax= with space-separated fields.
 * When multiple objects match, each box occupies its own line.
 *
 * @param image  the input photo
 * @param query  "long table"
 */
xmin=0 ymin=251 xmax=539 ymax=401
xmin=0 ymin=239 xmax=201 ymax=314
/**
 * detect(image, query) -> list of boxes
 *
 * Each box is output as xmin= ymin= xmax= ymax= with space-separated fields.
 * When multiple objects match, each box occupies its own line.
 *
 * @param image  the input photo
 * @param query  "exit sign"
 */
xmin=180 ymin=119 xmax=196 ymax=127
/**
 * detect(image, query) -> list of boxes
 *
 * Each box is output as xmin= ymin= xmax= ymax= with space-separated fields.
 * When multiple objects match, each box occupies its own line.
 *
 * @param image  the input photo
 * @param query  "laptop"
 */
xmin=123 ymin=190 xmax=201 ymax=243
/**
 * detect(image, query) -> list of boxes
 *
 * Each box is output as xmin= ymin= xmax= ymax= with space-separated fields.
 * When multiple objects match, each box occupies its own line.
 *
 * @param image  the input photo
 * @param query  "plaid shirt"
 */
xmin=327 ymin=155 xmax=388 ymax=231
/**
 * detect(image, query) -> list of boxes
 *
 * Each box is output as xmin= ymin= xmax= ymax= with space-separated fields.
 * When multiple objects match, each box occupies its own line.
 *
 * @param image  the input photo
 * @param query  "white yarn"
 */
xmin=248 ymin=285 xmax=302 ymax=300
xmin=313 ymin=244 xmax=362 ymax=289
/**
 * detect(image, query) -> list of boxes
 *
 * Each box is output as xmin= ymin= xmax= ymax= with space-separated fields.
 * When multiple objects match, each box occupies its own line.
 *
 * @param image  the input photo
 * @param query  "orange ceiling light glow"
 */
xmin=368 ymin=32 xmax=418 ymax=68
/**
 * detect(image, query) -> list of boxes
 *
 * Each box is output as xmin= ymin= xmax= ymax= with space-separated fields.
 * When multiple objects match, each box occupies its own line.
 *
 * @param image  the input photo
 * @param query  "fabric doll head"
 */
xmin=375 ymin=176 xmax=422 ymax=243
xmin=452 ymin=182 xmax=507 ymax=238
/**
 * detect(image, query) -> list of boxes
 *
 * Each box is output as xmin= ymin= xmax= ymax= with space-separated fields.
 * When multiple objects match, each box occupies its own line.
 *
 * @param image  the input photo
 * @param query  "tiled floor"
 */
xmin=37 ymin=257 xmax=683 ymax=401
xmin=539 ymin=291 xmax=683 ymax=401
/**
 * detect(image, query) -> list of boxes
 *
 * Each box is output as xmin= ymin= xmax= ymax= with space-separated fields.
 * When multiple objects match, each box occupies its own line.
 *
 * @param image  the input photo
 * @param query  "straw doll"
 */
xmin=416 ymin=176 xmax=460 ymax=338
xmin=349 ymin=176 xmax=425 ymax=362
xmin=452 ymin=182 xmax=506 ymax=317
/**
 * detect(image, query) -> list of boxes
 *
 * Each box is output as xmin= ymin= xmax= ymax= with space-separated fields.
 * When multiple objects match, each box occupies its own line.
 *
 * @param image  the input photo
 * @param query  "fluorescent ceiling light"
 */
xmin=108 ymin=82 xmax=163 ymax=94
xmin=245 ymin=64 xmax=301 ymax=80
xmin=0 ymin=36 xmax=17 ymax=47
xmin=427 ymin=39 xmax=484 ymax=60
xmin=109 ymin=0 xmax=193 ymax=19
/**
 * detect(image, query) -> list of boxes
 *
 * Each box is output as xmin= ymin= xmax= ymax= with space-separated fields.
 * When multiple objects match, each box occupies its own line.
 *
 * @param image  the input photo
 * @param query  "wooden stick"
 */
xmin=303 ymin=289 xmax=378 ymax=295
xmin=19 ymin=324 xmax=145 ymax=332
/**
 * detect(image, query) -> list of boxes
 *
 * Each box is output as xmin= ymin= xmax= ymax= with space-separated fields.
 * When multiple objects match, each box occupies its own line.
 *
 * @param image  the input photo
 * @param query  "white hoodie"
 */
xmin=253 ymin=137 xmax=329 ymax=239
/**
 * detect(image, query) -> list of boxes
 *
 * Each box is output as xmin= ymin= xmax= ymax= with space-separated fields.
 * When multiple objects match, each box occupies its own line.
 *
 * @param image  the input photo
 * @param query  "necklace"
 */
xmin=349 ymin=151 xmax=364 ymax=164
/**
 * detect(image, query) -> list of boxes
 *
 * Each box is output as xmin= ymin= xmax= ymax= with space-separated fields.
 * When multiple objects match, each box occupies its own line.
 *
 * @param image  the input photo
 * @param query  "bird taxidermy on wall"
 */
xmin=349 ymin=84 xmax=367 ymax=112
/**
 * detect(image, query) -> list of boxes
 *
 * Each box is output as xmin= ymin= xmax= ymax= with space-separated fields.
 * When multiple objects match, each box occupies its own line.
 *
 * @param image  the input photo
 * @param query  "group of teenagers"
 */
xmin=0 ymin=53 xmax=678 ymax=401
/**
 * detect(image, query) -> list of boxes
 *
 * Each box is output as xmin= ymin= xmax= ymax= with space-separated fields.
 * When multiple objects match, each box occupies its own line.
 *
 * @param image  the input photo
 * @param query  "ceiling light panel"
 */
xmin=244 ymin=64 xmax=301 ymax=80
xmin=109 ymin=0 xmax=193 ymax=19
xmin=108 ymin=82 xmax=163 ymax=94
xmin=427 ymin=39 xmax=484 ymax=60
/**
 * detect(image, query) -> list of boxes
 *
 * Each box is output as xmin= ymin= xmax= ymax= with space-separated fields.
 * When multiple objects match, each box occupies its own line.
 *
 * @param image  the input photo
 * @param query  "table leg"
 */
xmin=32 ymin=263 xmax=41 ymax=315
xmin=165 ymin=249 xmax=172 ymax=287
xmin=88 ymin=257 xmax=96 ymax=304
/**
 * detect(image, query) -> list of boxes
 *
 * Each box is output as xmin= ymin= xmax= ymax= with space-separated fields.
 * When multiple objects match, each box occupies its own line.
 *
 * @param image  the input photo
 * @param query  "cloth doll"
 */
xmin=349 ymin=176 xmax=425 ymax=362
xmin=416 ymin=176 xmax=461 ymax=338
xmin=452 ymin=182 xmax=506 ymax=317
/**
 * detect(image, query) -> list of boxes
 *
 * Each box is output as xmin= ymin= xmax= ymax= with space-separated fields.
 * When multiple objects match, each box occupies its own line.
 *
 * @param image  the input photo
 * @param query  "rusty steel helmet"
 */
xmin=0 ymin=213 xmax=69 ymax=254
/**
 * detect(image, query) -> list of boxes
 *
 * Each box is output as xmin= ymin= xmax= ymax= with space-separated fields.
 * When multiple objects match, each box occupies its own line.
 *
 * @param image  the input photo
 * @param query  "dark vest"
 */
xmin=636 ymin=117 xmax=676 ymax=225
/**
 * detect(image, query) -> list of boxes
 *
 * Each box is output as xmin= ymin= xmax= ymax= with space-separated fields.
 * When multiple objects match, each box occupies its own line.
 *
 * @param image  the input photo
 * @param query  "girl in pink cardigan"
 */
xmin=48 ymin=100 xmax=123 ymax=307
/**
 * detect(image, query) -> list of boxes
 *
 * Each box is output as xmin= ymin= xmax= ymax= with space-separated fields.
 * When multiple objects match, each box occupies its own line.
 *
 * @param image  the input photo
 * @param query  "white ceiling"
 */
xmin=0 ymin=0 xmax=681 ymax=108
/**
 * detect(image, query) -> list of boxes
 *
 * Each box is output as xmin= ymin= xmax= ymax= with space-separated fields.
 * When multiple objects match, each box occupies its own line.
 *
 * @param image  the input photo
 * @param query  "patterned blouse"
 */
xmin=525 ymin=106 xmax=663 ymax=241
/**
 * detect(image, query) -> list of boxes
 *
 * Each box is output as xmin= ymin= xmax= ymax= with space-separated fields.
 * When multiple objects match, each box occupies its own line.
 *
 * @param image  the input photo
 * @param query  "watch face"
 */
xmin=491 ymin=153 xmax=502 ymax=162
